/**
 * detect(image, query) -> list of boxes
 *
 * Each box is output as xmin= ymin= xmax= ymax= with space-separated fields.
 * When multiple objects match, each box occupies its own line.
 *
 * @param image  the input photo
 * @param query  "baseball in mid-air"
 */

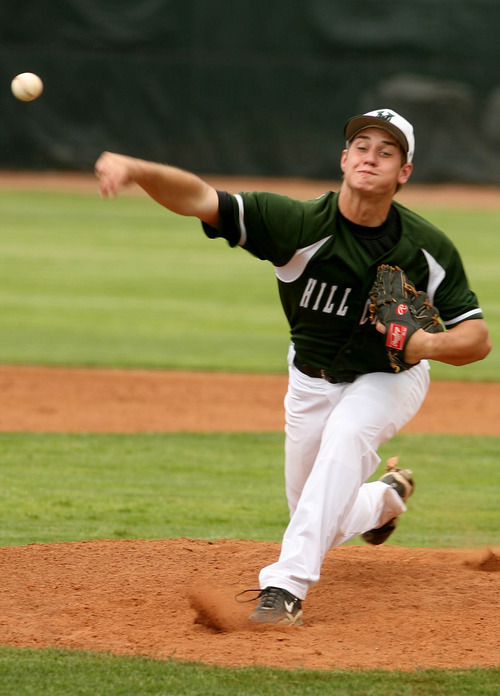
xmin=11 ymin=72 xmax=44 ymax=102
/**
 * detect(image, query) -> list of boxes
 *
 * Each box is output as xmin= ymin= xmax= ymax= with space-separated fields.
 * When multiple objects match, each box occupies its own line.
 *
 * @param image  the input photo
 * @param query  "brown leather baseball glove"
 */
xmin=369 ymin=264 xmax=444 ymax=373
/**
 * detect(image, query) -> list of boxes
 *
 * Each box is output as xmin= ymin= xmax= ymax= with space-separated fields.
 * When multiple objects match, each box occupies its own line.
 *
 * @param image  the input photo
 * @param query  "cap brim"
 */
xmin=344 ymin=115 xmax=409 ymax=155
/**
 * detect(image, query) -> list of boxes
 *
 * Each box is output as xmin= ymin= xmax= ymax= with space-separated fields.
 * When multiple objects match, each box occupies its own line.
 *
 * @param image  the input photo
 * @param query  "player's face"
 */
xmin=340 ymin=128 xmax=413 ymax=195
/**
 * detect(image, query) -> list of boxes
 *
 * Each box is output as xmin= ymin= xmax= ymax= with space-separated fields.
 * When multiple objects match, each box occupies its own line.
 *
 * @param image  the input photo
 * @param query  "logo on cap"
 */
xmin=375 ymin=110 xmax=395 ymax=122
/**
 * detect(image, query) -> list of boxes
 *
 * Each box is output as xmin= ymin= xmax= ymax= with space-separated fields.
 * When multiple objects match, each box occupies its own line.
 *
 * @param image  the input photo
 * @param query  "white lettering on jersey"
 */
xmin=300 ymin=278 xmax=352 ymax=315
xmin=337 ymin=288 xmax=351 ymax=316
xmin=299 ymin=278 xmax=317 ymax=307
xmin=312 ymin=282 xmax=327 ymax=310
xmin=323 ymin=286 xmax=338 ymax=313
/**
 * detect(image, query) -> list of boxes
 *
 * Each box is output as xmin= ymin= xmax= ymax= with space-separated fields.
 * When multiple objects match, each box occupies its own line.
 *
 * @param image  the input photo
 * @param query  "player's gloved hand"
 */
xmin=369 ymin=264 xmax=444 ymax=373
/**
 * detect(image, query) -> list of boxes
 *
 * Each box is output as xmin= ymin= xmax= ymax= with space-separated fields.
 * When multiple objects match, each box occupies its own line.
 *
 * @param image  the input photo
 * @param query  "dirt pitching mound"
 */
xmin=0 ymin=539 xmax=498 ymax=671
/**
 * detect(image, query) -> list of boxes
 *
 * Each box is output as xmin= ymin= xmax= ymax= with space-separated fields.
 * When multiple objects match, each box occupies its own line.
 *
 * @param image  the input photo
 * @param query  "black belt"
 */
xmin=293 ymin=357 xmax=359 ymax=384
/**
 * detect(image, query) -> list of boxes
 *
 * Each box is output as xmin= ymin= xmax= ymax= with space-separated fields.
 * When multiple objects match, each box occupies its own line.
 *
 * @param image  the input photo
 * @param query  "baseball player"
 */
xmin=95 ymin=108 xmax=491 ymax=626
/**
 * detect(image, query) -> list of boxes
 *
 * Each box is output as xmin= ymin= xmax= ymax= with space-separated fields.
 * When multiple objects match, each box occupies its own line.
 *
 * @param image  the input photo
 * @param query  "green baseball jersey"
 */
xmin=203 ymin=190 xmax=483 ymax=376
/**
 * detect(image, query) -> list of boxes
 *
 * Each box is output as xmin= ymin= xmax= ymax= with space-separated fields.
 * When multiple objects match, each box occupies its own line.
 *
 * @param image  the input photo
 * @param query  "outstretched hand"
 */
xmin=94 ymin=152 xmax=135 ymax=199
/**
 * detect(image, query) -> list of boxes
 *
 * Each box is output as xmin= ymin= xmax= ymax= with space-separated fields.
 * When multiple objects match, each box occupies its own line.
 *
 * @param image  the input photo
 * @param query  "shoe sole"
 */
xmin=361 ymin=517 xmax=397 ymax=545
xmin=250 ymin=609 xmax=303 ymax=626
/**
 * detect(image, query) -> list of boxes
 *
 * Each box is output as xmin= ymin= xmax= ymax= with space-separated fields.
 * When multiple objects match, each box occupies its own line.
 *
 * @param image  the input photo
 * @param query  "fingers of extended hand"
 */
xmin=94 ymin=153 xmax=114 ymax=198
xmin=94 ymin=152 xmax=127 ymax=198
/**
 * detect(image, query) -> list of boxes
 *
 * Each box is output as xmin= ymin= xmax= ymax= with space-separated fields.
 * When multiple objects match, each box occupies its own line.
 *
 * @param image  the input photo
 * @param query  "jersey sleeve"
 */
xmin=202 ymin=190 xmax=315 ymax=266
xmin=395 ymin=203 xmax=484 ymax=328
xmin=430 ymin=244 xmax=483 ymax=327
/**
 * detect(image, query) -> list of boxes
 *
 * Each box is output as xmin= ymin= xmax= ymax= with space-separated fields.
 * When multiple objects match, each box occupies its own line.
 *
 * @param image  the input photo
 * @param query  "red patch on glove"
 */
xmin=386 ymin=323 xmax=408 ymax=350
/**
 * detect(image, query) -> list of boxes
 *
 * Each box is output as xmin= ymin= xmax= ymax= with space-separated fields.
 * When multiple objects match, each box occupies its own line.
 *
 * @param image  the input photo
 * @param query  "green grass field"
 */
xmin=0 ymin=432 xmax=498 ymax=548
xmin=0 ymin=189 xmax=498 ymax=695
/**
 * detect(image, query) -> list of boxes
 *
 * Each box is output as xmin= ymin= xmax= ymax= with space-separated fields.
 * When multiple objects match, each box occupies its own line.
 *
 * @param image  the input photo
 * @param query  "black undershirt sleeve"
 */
xmin=201 ymin=190 xmax=241 ymax=247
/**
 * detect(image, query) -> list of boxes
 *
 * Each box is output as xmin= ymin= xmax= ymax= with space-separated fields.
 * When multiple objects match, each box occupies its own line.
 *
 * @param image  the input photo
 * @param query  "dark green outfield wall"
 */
xmin=1 ymin=1 xmax=500 ymax=182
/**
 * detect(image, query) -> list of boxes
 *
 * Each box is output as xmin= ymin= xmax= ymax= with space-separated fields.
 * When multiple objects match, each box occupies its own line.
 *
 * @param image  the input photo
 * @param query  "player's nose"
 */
xmin=362 ymin=147 xmax=377 ymax=164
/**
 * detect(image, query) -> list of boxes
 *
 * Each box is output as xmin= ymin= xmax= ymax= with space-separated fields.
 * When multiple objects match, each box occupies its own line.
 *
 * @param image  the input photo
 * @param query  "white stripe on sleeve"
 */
xmin=234 ymin=194 xmax=247 ymax=247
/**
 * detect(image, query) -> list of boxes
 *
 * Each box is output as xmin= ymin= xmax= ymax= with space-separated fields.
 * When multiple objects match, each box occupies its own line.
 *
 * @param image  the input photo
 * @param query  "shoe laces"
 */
xmin=258 ymin=587 xmax=285 ymax=609
xmin=235 ymin=586 xmax=296 ymax=608
xmin=235 ymin=588 xmax=264 ymax=604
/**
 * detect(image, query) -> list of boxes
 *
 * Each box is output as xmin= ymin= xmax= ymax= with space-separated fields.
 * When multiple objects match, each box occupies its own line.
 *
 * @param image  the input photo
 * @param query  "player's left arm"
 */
xmin=404 ymin=241 xmax=492 ymax=366
xmin=404 ymin=318 xmax=491 ymax=366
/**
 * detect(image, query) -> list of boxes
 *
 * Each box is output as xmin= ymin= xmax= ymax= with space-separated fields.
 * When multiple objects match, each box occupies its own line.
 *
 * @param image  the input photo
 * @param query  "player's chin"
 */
xmin=351 ymin=179 xmax=381 ymax=196
xmin=353 ymin=175 xmax=394 ymax=197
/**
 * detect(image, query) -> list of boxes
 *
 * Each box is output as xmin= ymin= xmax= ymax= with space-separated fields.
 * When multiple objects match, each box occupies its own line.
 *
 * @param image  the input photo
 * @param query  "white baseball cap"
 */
xmin=344 ymin=108 xmax=415 ymax=163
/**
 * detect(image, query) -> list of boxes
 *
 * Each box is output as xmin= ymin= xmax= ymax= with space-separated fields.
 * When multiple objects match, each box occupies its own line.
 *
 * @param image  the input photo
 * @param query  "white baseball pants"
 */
xmin=258 ymin=348 xmax=430 ymax=600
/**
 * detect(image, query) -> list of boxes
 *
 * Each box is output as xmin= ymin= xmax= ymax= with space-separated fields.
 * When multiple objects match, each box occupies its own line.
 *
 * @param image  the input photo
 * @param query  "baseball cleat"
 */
xmin=377 ymin=466 xmax=415 ymax=503
xmin=361 ymin=517 xmax=398 ymax=545
xmin=248 ymin=587 xmax=303 ymax=626
xmin=361 ymin=462 xmax=415 ymax=546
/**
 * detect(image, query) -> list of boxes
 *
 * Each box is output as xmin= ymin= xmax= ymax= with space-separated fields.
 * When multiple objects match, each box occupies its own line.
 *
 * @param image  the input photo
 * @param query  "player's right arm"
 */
xmin=94 ymin=152 xmax=219 ymax=227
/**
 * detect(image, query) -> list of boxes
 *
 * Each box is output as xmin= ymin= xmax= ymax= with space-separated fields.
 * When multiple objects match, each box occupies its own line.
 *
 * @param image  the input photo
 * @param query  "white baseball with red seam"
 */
xmin=11 ymin=72 xmax=43 ymax=102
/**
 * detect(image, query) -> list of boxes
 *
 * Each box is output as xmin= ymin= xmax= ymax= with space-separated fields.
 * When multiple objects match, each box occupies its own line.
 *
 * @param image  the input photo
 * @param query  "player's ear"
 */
xmin=340 ymin=149 xmax=348 ymax=173
xmin=398 ymin=162 xmax=413 ymax=186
